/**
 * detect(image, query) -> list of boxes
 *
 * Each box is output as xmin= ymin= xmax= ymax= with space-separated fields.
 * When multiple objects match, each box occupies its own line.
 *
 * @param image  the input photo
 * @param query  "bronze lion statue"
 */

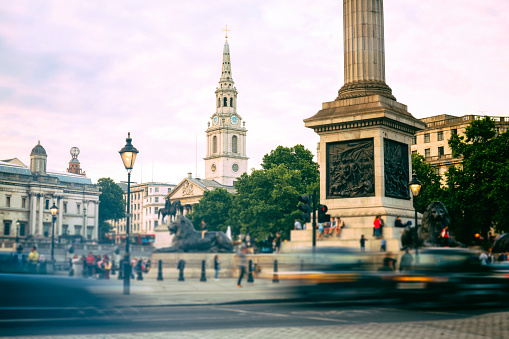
xmin=401 ymin=201 xmax=463 ymax=249
xmin=154 ymin=215 xmax=234 ymax=253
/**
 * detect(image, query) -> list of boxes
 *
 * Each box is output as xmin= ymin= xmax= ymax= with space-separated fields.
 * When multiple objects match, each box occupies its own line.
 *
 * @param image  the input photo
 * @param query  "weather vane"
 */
xmin=223 ymin=25 xmax=231 ymax=42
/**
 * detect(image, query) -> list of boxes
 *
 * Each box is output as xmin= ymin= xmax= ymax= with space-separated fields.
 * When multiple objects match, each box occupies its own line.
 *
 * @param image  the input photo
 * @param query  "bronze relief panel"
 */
xmin=384 ymin=138 xmax=410 ymax=200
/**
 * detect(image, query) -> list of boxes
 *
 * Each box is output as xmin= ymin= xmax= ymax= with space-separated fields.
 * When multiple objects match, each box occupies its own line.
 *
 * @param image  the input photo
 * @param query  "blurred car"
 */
xmin=279 ymin=247 xmax=393 ymax=301
xmin=389 ymin=248 xmax=509 ymax=306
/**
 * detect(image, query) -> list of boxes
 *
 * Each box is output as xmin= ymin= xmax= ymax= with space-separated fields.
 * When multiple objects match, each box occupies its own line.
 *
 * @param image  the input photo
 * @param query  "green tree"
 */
xmin=411 ymin=153 xmax=444 ymax=214
xmin=187 ymin=188 xmax=234 ymax=233
xmin=97 ymin=177 xmax=126 ymax=240
xmin=444 ymin=116 xmax=509 ymax=244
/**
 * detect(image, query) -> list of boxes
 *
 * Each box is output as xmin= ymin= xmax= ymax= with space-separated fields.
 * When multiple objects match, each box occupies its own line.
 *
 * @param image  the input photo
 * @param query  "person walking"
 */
xmin=214 ymin=255 xmax=220 ymax=280
xmin=360 ymin=235 xmax=367 ymax=252
xmin=400 ymin=249 xmax=414 ymax=272
xmin=237 ymin=247 xmax=247 ymax=288
xmin=103 ymin=255 xmax=111 ymax=279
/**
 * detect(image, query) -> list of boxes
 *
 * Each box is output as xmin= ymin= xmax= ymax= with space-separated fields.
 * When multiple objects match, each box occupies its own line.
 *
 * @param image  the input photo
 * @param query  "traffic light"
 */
xmin=298 ymin=195 xmax=311 ymax=223
xmin=318 ymin=204 xmax=330 ymax=223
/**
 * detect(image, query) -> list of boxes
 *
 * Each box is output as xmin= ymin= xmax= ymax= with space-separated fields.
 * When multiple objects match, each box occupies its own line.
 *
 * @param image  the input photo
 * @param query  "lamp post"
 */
xmin=16 ymin=220 xmax=20 ymax=244
xmin=119 ymin=132 xmax=139 ymax=295
xmin=409 ymin=171 xmax=422 ymax=258
xmin=50 ymin=203 xmax=58 ymax=263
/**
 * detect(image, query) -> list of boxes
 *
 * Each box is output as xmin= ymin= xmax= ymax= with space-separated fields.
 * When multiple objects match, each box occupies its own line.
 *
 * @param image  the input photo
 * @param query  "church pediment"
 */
xmin=165 ymin=178 xmax=206 ymax=201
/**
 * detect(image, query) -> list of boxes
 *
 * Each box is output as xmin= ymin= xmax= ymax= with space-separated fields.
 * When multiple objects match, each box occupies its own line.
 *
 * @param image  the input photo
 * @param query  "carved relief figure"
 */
xmin=327 ymin=139 xmax=375 ymax=198
xmin=384 ymin=139 xmax=410 ymax=199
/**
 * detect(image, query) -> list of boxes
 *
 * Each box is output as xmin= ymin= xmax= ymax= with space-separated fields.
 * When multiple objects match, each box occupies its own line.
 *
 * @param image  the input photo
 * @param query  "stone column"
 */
xmin=337 ymin=0 xmax=395 ymax=101
xmin=94 ymin=201 xmax=99 ymax=240
xmin=30 ymin=193 xmax=37 ymax=236
xmin=38 ymin=194 xmax=44 ymax=236
xmin=58 ymin=197 xmax=63 ymax=237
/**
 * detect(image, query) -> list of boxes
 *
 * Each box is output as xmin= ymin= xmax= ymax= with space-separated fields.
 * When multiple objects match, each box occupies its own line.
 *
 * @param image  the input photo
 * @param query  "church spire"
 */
xmin=220 ymin=26 xmax=233 ymax=84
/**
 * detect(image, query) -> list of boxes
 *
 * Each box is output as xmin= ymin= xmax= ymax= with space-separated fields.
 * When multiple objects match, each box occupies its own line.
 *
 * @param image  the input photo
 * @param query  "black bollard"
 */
xmin=157 ymin=259 xmax=164 ymax=281
xmin=200 ymin=260 xmax=207 ymax=282
xmin=118 ymin=259 xmax=123 ymax=279
xmin=178 ymin=259 xmax=185 ymax=281
xmin=247 ymin=259 xmax=254 ymax=283
xmin=272 ymin=259 xmax=279 ymax=283
xmin=136 ymin=260 xmax=143 ymax=281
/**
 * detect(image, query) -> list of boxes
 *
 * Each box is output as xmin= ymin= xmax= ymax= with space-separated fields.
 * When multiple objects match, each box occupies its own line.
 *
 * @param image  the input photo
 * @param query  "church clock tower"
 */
xmin=204 ymin=28 xmax=248 ymax=186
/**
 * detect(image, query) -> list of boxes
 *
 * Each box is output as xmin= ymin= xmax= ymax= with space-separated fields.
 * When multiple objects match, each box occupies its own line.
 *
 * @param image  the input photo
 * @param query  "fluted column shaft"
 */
xmin=344 ymin=0 xmax=385 ymax=83
xmin=338 ymin=0 xmax=395 ymax=101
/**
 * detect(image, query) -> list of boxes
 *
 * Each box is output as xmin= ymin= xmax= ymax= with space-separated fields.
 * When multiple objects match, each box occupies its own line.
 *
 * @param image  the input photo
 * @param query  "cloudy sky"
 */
xmin=1 ymin=0 xmax=508 ymax=185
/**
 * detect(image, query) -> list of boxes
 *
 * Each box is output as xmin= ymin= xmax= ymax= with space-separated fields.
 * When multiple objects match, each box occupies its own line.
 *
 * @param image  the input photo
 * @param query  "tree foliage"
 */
xmin=443 ymin=117 xmax=509 ymax=243
xmin=411 ymin=153 xmax=444 ymax=214
xmin=97 ymin=177 xmax=126 ymax=239
xmin=187 ymin=188 xmax=233 ymax=233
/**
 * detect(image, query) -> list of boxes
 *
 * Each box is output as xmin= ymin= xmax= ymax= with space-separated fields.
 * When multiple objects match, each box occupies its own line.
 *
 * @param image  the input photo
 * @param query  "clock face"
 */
xmin=232 ymin=163 xmax=239 ymax=172
xmin=70 ymin=147 xmax=80 ymax=157
xmin=211 ymin=164 xmax=216 ymax=172
xmin=231 ymin=116 xmax=238 ymax=125
xmin=213 ymin=116 xmax=218 ymax=125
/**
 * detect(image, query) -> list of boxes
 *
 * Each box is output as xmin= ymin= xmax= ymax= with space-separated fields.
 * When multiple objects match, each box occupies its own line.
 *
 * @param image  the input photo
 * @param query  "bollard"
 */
xmin=200 ymin=260 xmax=207 ymax=282
xmin=118 ymin=259 xmax=123 ymax=279
xmin=178 ymin=259 xmax=186 ymax=281
xmin=247 ymin=259 xmax=254 ymax=283
xmin=157 ymin=259 xmax=164 ymax=281
xmin=272 ymin=259 xmax=279 ymax=283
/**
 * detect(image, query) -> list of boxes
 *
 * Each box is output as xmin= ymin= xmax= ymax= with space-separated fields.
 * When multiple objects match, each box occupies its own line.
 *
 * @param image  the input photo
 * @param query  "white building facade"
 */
xmin=0 ymin=143 xmax=101 ymax=250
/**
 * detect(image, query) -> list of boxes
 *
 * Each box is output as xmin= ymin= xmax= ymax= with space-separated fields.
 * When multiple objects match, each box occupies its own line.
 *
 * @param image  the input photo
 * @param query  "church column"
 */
xmin=94 ymin=201 xmax=99 ymax=240
xmin=30 ymin=193 xmax=37 ymax=236
xmin=38 ymin=193 xmax=44 ymax=237
xmin=58 ymin=197 xmax=63 ymax=237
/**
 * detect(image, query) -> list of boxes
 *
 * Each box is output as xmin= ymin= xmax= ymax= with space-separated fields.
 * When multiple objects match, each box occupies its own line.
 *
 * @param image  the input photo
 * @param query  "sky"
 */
xmin=1 ymin=0 xmax=508 ymax=185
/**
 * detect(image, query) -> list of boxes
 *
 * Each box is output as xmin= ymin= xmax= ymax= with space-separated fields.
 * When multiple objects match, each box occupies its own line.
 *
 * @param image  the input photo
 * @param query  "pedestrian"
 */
xmin=394 ymin=216 xmax=411 ymax=228
xmin=379 ymin=252 xmax=397 ymax=271
xmin=237 ymin=246 xmax=247 ymax=288
xmin=96 ymin=255 xmax=104 ymax=279
xmin=86 ymin=253 xmax=95 ymax=278
xmin=214 ymin=255 xmax=220 ymax=280
xmin=400 ymin=249 xmax=414 ymax=272
xmin=27 ymin=246 xmax=39 ymax=273
xmin=201 ymin=220 xmax=208 ymax=239
xmin=380 ymin=237 xmax=386 ymax=252
xmin=294 ymin=219 xmax=303 ymax=230
xmin=480 ymin=251 xmax=488 ymax=265
xmin=379 ymin=216 xmax=385 ymax=237
xmin=38 ymin=254 xmax=47 ymax=274
xmin=273 ymin=232 xmax=281 ymax=253
xmin=71 ymin=255 xmax=81 ymax=277
xmin=81 ymin=255 xmax=87 ymax=277
xmin=336 ymin=217 xmax=345 ymax=237
xmin=360 ymin=235 xmax=367 ymax=252
xmin=103 ymin=255 xmax=111 ymax=279
xmin=373 ymin=216 xmax=381 ymax=239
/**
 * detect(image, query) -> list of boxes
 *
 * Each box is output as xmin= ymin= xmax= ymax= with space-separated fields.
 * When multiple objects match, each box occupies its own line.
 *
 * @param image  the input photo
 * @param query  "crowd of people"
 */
xmin=70 ymin=253 xmax=151 ymax=279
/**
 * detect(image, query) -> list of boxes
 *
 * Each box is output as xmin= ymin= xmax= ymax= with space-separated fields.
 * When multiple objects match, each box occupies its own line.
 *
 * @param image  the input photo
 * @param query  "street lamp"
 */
xmin=50 ymin=203 xmax=58 ymax=263
xmin=408 ymin=171 xmax=422 ymax=257
xmin=119 ymin=132 xmax=139 ymax=295
xmin=16 ymin=220 xmax=20 ymax=244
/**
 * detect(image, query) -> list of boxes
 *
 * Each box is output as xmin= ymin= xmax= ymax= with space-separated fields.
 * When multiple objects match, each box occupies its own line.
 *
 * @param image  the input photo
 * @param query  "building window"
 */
xmin=62 ymin=224 xmax=68 ymax=235
xmin=3 ymin=221 xmax=11 ymax=236
xmin=5 ymin=196 xmax=10 ymax=208
xmin=232 ymin=135 xmax=238 ymax=153
xmin=77 ymin=204 xmax=81 ymax=214
xmin=22 ymin=197 xmax=26 ymax=209
xmin=75 ymin=225 xmax=82 ymax=235
xmin=411 ymin=136 xmax=416 ymax=145
xmin=438 ymin=146 xmax=444 ymax=156
xmin=424 ymin=133 xmax=430 ymax=143
xmin=435 ymin=167 xmax=441 ymax=175
xmin=412 ymin=150 xmax=417 ymax=155
xmin=437 ymin=131 xmax=444 ymax=141
xmin=19 ymin=223 xmax=26 ymax=237
xmin=154 ymin=207 xmax=159 ymax=214
xmin=213 ymin=136 xmax=218 ymax=154
xmin=451 ymin=129 xmax=457 ymax=135
xmin=218 ymin=98 xmax=220 ymax=108
xmin=44 ymin=223 xmax=50 ymax=237
xmin=155 ymin=197 xmax=159 ymax=203
xmin=154 ymin=220 xmax=158 ymax=228
xmin=425 ymin=148 xmax=430 ymax=158
xmin=223 ymin=97 xmax=227 ymax=107
xmin=230 ymin=97 xmax=233 ymax=107
xmin=155 ymin=188 xmax=159 ymax=193
xmin=63 ymin=202 xmax=67 ymax=213
xmin=87 ymin=227 xmax=93 ymax=240
xmin=45 ymin=199 xmax=50 ymax=210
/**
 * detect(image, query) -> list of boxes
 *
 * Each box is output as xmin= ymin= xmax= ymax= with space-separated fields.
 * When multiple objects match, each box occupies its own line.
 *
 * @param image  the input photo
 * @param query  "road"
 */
xmin=2 ymin=300 xmax=509 ymax=338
